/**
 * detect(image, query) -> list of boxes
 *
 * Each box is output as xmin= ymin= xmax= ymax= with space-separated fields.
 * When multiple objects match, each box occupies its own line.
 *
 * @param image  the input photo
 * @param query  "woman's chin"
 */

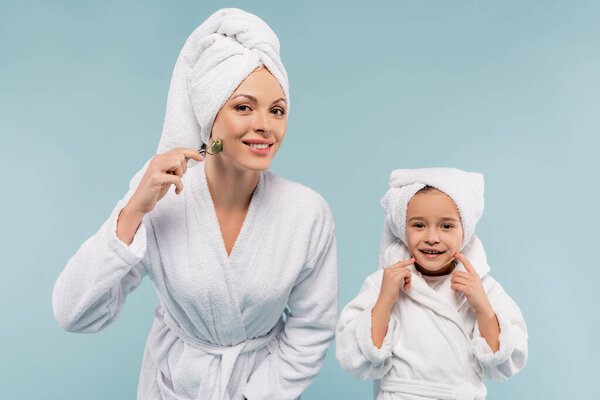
xmin=242 ymin=159 xmax=272 ymax=172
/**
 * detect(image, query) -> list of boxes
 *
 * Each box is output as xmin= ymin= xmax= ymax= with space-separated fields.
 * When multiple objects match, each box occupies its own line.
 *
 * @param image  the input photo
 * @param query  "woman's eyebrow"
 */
xmin=230 ymin=94 xmax=257 ymax=102
xmin=230 ymin=94 xmax=287 ymax=105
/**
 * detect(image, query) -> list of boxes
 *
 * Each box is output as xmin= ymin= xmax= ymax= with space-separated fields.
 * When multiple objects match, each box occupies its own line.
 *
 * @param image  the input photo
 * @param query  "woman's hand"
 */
xmin=116 ymin=148 xmax=203 ymax=245
xmin=127 ymin=148 xmax=204 ymax=215
xmin=451 ymin=253 xmax=492 ymax=315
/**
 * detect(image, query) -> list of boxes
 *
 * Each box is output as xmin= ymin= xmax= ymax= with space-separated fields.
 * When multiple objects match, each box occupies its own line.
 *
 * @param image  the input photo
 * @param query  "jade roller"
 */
xmin=186 ymin=140 xmax=222 ymax=160
xmin=202 ymin=140 xmax=223 ymax=156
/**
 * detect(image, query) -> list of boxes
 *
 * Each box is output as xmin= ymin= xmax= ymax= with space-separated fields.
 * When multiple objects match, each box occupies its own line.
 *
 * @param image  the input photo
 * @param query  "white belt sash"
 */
xmin=380 ymin=377 xmax=486 ymax=400
xmin=157 ymin=306 xmax=285 ymax=400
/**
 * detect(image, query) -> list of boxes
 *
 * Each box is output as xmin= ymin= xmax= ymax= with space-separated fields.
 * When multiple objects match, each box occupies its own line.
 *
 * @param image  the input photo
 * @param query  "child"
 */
xmin=336 ymin=168 xmax=528 ymax=400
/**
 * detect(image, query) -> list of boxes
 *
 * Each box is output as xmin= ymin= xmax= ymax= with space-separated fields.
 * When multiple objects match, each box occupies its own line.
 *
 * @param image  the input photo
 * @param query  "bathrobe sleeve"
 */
xmin=335 ymin=270 xmax=396 ymax=380
xmin=471 ymin=276 xmax=528 ymax=381
xmin=52 ymin=160 xmax=152 ymax=333
xmin=243 ymin=200 xmax=338 ymax=400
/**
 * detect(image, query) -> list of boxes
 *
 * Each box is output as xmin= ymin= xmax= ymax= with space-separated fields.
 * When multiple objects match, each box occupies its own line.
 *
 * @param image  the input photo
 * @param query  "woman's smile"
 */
xmin=243 ymin=138 xmax=275 ymax=155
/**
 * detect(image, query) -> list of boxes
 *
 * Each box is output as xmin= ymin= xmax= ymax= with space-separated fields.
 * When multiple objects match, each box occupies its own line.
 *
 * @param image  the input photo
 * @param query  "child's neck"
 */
xmin=415 ymin=260 xmax=456 ymax=277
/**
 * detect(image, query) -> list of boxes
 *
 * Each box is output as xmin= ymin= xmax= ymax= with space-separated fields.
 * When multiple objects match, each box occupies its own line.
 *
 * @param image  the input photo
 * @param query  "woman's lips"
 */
xmin=243 ymin=141 xmax=273 ymax=155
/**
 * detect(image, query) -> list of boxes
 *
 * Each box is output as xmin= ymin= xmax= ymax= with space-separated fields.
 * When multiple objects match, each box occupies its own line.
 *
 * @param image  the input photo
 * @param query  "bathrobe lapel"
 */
xmin=404 ymin=266 xmax=471 ymax=339
xmin=185 ymin=166 xmax=265 ymax=345
xmin=394 ymin=236 xmax=492 ymax=340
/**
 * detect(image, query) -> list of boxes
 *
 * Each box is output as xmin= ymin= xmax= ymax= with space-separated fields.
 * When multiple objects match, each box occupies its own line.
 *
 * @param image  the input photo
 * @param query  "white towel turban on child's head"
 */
xmin=380 ymin=168 xmax=485 ymax=251
xmin=156 ymin=8 xmax=289 ymax=156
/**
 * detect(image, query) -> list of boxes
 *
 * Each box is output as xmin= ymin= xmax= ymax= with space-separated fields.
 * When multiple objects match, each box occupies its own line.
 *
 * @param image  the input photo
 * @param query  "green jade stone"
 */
xmin=211 ymin=140 xmax=223 ymax=154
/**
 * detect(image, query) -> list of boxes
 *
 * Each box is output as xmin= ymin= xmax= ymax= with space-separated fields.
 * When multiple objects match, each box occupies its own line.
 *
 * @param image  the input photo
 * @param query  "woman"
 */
xmin=52 ymin=8 xmax=337 ymax=400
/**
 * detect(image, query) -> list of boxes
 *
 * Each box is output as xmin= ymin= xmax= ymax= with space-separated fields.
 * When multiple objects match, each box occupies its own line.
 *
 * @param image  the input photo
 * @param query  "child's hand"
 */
xmin=377 ymin=258 xmax=416 ymax=309
xmin=451 ymin=253 xmax=493 ymax=315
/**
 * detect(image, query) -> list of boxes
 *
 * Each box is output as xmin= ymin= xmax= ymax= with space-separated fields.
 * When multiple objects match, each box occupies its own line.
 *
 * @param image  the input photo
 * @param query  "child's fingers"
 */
xmin=450 ymin=282 xmax=467 ymax=292
xmin=388 ymin=257 xmax=416 ymax=269
xmin=451 ymin=275 xmax=470 ymax=286
xmin=451 ymin=270 xmax=471 ymax=280
xmin=454 ymin=252 xmax=476 ymax=275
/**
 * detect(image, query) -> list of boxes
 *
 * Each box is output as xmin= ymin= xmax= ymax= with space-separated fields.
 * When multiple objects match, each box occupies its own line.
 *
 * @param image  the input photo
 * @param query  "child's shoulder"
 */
xmin=480 ymin=274 xmax=503 ymax=292
xmin=361 ymin=269 xmax=384 ymax=290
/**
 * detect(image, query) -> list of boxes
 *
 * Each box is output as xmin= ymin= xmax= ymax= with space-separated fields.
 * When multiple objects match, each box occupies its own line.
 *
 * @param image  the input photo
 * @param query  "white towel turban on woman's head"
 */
xmin=156 ymin=8 xmax=289 ymax=156
xmin=380 ymin=168 xmax=485 ymax=251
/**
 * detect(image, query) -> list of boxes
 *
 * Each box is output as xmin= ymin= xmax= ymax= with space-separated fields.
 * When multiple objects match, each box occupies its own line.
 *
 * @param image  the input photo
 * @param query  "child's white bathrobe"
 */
xmin=53 ymin=161 xmax=338 ymax=400
xmin=336 ymin=236 xmax=527 ymax=400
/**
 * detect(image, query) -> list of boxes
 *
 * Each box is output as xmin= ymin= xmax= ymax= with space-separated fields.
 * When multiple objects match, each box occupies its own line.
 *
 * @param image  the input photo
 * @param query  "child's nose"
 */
xmin=425 ymin=228 xmax=440 ymax=244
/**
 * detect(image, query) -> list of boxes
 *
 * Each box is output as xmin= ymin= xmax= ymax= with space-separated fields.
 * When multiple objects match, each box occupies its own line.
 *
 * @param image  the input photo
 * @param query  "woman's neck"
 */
xmin=204 ymin=154 xmax=259 ymax=211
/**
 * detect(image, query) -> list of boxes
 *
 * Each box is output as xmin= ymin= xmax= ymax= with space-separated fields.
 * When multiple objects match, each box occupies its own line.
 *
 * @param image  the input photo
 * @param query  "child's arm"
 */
xmin=451 ymin=253 xmax=528 ymax=380
xmin=336 ymin=258 xmax=414 ymax=380
xmin=451 ymin=253 xmax=500 ymax=351
xmin=371 ymin=258 xmax=415 ymax=348
xmin=336 ymin=271 xmax=399 ymax=380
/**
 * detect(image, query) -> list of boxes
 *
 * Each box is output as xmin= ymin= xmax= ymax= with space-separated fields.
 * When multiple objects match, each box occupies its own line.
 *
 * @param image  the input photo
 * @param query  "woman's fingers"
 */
xmin=454 ymin=252 xmax=476 ymax=275
xmin=166 ymin=161 xmax=184 ymax=178
xmin=180 ymin=147 xmax=204 ymax=163
xmin=160 ymin=174 xmax=184 ymax=195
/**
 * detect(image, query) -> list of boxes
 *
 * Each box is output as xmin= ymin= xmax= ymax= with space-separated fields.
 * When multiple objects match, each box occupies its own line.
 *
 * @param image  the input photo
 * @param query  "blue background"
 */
xmin=1 ymin=0 xmax=598 ymax=398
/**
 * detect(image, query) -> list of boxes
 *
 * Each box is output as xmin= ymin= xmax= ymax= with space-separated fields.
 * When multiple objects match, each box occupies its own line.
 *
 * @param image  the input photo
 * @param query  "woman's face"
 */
xmin=210 ymin=67 xmax=287 ymax=172
xmin=405 ymin=189 xmax=463 ymax=274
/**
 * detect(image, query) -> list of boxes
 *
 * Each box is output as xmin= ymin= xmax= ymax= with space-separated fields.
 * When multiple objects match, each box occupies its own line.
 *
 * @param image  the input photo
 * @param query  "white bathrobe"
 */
xmin=336 ymin=237 xmax=527 ymax=400
xmin=52 ymin=161 xmax=338 ymax=400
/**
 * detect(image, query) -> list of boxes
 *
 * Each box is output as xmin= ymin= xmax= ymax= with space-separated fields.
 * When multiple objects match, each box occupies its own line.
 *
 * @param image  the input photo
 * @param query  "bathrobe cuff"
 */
xmin=356 ymin=308 xmax=395 ymax=364
xmin=106 ymin=203 xmax=148 ymax=264
xmin=471 ymin=311 xmax=517 ymax=366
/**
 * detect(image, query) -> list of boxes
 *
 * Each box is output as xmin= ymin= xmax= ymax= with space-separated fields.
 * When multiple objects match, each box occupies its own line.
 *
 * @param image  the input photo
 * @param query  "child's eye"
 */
xmin=442 ymin=224 xmax=453 ymax=229
xmin=236 ymin=105 xmax=251 ymax=112
xmin=413 ymin=223 xmax=425 ymax=228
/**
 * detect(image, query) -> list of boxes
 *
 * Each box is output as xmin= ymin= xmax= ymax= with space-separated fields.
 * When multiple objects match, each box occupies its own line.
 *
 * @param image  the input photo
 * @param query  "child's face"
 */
xmin=406 ymin=189 xmax=463 ymax=273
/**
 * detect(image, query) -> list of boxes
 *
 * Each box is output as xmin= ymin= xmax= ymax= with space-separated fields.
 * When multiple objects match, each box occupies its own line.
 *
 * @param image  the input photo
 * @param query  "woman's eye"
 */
xmin=271 ymin=108 xmax=285 ymax=116
xmin=236 ymin=105 xmax=251 ymax=112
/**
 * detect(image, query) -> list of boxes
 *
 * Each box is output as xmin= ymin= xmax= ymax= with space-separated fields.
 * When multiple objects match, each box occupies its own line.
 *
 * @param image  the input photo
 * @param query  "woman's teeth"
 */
xmin=247 ymin=143 xmax=270 ymax=149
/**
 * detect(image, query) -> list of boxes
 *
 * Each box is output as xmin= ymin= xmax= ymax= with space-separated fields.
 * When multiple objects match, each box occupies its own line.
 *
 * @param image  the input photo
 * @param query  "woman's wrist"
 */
xmin=116 ymin=204 xmax=146 ymax=245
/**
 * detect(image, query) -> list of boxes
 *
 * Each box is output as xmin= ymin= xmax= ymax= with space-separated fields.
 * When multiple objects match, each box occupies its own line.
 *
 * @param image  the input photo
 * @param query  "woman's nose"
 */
xmin=253 ymin=109 xmax=271 ymax=134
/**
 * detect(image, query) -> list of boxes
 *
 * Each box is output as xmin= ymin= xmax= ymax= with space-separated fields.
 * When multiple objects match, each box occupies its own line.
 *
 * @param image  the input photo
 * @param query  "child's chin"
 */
xmin=417 ymin=258 xmax=451 ymax=272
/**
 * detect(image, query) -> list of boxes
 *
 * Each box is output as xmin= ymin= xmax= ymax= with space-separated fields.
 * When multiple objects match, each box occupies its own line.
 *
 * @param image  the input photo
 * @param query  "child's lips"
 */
xmin=419 ymin=249 xmax=446 ymax=259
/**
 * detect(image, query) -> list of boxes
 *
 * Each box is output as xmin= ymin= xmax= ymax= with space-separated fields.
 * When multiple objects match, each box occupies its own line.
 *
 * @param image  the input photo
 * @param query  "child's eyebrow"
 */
xmin=440 ymin=217 xmax=460 ymax=222
xmin=407 ymin=216 xmax=460 ymax=222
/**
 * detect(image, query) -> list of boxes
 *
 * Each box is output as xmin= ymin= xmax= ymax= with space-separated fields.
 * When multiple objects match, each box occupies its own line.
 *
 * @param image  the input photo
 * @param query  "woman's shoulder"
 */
xmin=264 ymin=171 xmax=333 ymax=216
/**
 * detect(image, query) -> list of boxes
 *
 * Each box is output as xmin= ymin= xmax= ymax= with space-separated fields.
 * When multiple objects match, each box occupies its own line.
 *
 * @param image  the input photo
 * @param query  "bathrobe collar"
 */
xmin=176 ymin=162 xmax=268 ymax=345
xmin=385 ymin=236 xmax=491 ymax=339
